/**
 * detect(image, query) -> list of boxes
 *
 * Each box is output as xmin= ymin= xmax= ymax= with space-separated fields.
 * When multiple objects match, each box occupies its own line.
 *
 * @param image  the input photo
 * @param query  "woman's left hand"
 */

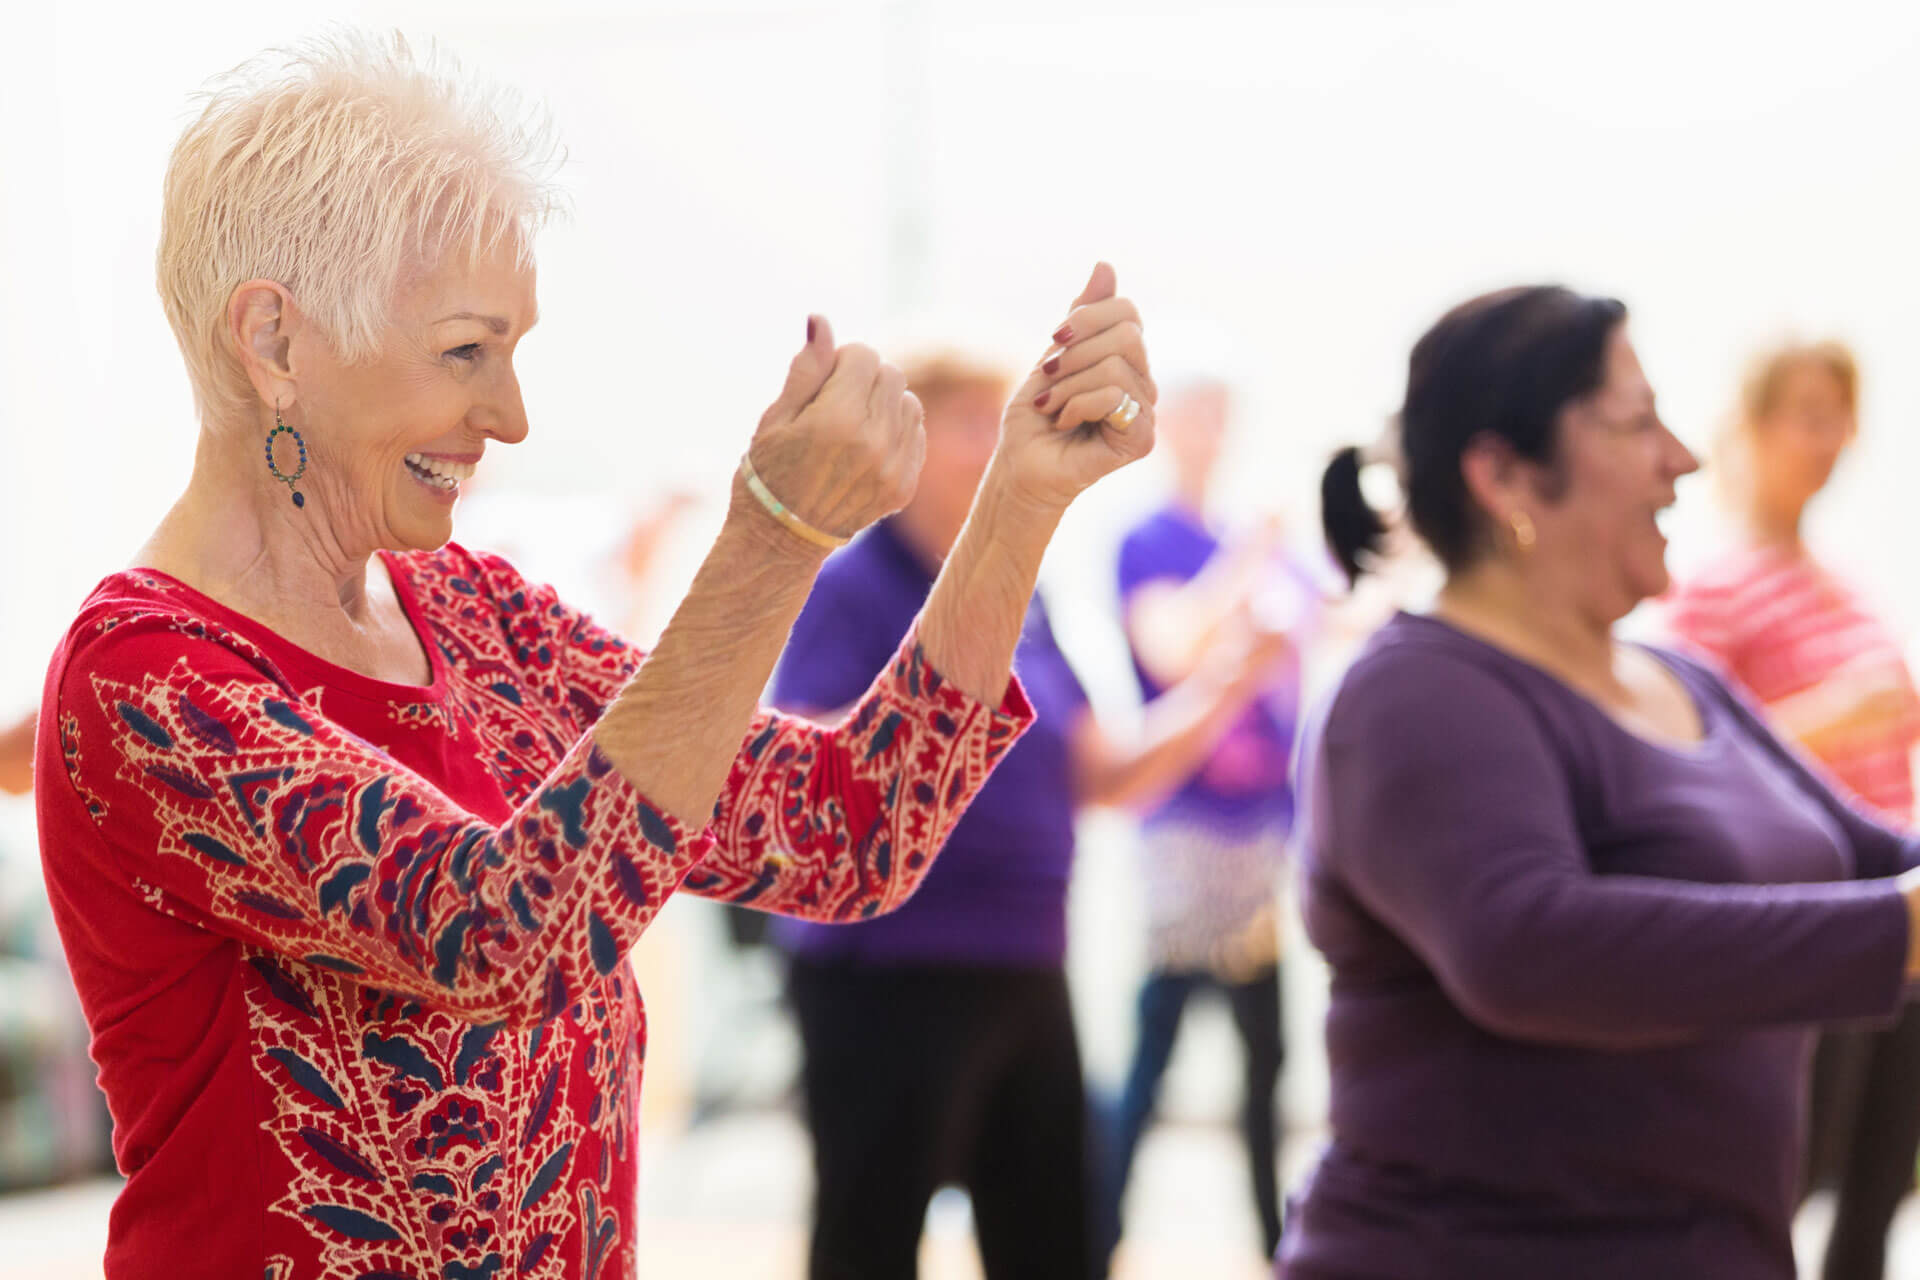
xmin=991 ymin=262 xmax=1157 ymax=513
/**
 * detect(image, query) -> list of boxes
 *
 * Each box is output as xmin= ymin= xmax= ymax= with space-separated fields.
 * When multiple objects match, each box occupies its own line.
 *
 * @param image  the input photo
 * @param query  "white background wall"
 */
xmin=8 ymin=1 xmax=1920 ymax=672
xmin=7 ymin=0 xmax=1920 ymax=1121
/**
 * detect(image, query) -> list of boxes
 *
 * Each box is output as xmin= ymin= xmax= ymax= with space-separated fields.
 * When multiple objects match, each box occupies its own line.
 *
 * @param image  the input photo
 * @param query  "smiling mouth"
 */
xmin=404 ymin=453 xmax=476 ymax=493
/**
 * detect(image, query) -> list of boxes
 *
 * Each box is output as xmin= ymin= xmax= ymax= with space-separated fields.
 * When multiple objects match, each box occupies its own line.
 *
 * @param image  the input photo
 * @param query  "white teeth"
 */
xmin=404 ymin=453 xmax=477 ymax=489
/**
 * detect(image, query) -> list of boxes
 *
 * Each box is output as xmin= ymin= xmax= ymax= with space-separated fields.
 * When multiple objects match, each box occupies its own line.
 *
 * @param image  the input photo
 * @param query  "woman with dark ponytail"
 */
xmin=1280 ymin=287 xmax=1920 ymax=1279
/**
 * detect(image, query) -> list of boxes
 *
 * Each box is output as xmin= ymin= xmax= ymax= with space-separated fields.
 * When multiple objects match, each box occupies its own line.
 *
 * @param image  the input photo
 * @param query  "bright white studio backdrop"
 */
xmin=6 ymin=0 xmax=1920 ymax=1163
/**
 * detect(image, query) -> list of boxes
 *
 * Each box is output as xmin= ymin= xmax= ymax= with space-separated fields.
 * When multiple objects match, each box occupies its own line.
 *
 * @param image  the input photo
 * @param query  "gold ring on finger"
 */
xmin=1106 ymin=393 xmax=1142 ymax=431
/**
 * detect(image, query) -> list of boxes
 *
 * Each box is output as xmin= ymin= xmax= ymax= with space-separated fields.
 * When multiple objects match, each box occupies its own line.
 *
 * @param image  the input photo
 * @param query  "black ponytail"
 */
xmin=1322 ymin=445 xmax=1386 ymax=587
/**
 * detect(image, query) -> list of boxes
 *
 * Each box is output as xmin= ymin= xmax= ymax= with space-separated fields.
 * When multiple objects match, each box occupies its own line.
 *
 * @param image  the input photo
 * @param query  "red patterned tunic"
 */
xmin=34 ymin=543 xmax=1031 ymax=1280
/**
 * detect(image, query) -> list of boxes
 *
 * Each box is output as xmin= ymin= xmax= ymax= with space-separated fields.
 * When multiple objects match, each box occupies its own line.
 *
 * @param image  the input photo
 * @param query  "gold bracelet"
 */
xmin=738 ymin=452 xmax=850 ymax=550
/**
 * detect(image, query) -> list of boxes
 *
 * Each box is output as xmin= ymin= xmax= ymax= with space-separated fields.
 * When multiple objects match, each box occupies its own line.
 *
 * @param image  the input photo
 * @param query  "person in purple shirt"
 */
xmin=1287 ymin=285 xmax=1920 ymax=1279
xmin=772 ymin=349 xmax=1288 ymax=1280
xmin=1104 ymin=379 xmax=1317 ymax=1265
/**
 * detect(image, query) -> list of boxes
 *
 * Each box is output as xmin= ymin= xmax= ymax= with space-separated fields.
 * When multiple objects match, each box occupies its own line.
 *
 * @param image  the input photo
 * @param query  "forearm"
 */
xmin=917 ymin=460 xmax=1061 ymax=707
xmin=1767 ymin=689 xmax=1893 ymax=760
xmin=1079 ymin=671 xmax=1254 ymax=809
xmin=1132 ymin=582 xmax=1243 ymax=687
xmin=690 ymin=642 xmax=1033 ymax=918
xmin=593 ymin=478 xmax=830 ymax=826
xmin=1132 ymin=537 xmax=1275 ymax=686
xmin=1417 ymin=870 xmax=1913 ymax=1049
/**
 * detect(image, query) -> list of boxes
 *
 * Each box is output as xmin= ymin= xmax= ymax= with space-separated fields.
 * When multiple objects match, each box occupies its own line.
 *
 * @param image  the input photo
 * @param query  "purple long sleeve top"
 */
xmin=1279 ymin=613 xmax=1917 ymax=1279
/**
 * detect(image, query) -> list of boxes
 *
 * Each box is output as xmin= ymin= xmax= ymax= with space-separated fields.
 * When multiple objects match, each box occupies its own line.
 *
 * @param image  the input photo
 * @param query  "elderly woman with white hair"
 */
xmin=33 ymin=33 xmax=1157 ymax=1280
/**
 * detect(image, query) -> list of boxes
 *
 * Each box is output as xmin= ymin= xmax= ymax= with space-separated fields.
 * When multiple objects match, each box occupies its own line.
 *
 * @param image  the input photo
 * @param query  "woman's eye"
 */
xmin=445 ymin=343 xmax=483 ymax=362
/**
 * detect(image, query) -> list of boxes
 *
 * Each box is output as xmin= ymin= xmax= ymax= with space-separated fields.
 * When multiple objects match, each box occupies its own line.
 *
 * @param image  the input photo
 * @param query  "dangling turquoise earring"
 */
xmin=265 ymin=403 xmax=308 ymax=508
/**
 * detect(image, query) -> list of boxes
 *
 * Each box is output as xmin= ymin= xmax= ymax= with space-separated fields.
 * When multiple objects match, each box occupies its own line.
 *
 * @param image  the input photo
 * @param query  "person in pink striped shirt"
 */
xmin=1665 ymin=338 xmax=1920 ymax=1280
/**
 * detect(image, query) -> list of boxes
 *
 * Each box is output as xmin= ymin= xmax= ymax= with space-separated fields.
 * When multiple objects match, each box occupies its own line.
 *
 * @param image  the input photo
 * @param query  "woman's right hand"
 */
xmin=740 ymin=317 xmax=928 ymax=546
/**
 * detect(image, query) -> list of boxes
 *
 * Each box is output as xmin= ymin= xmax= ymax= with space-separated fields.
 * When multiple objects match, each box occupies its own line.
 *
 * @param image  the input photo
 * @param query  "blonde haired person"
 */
xmin=34 ymin=32 xmax=1158 ymax=1280
xmin=769 ymin=351 xmax=1283 ymax=1278
xmin=1664 ymin=339 xmax=1920 ymax=1280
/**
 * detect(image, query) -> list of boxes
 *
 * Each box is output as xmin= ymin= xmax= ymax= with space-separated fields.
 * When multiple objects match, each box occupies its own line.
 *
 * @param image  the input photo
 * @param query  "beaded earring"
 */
xmin=265 ymin=403 xmax=308 ymax=508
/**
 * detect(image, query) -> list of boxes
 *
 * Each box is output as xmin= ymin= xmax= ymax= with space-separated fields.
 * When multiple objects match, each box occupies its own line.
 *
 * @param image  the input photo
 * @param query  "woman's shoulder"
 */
xmin=1668 ymin=540 xmax=1808 ymax=604
xmin=1319 ymin=614 xmax=1578 ymax=753
xmin=1338 ymin=613 xmax=1531 ymax=696
xmin=49 ymin=569 xmax=289 ymax=713
xmin=61 ymin=568 xmax=256 ymax=657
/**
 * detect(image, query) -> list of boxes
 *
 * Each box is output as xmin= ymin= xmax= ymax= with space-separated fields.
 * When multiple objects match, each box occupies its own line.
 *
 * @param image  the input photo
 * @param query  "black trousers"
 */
xmin=1803 ymin=1004 xmax=1920 ymax=1280
xmin=789 ymin=959 xmax=1093 ymax=1280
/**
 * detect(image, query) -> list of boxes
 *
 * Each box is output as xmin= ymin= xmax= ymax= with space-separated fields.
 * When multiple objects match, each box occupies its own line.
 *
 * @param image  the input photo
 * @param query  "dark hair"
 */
xmin=1321 ymin=285 xmax=1628 ymax=584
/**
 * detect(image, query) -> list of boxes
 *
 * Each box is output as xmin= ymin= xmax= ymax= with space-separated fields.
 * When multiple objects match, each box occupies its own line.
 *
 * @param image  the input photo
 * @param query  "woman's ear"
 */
xmin=1458 ymin=431 xmax=1528 ymax=527
xmin=226 ymin=278 xmax=300 ymax=413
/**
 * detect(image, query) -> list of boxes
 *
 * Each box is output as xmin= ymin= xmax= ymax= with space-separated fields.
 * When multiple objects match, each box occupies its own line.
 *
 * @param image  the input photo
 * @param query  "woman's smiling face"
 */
xmin=275 ymin=237 xmax=539 ymax=553
xmin=1529 ymin=329 xmax=1701 ymax=617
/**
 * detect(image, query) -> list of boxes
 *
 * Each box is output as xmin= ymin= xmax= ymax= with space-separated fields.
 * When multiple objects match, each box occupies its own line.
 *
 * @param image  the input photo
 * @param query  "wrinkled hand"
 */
xmin=993 ymin=262 xmax=1157 ymax=513
xmin=743 ymin=317 xmax=927 ymax=544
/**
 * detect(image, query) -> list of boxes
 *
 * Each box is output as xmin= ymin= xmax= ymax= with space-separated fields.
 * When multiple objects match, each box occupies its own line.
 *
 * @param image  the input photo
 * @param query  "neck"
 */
xmin=141 ymin=425 xmax=379 ymax=627
xmin=1171 ymin=468 xmax=1211 ymax=517
xmin=1741 ymin=489 xmax=1805 ymax=552
xmin=888 ymin=495 xmax=968 ymax=574
xmin=1434 ymin=556 xmax=1618 ymax=688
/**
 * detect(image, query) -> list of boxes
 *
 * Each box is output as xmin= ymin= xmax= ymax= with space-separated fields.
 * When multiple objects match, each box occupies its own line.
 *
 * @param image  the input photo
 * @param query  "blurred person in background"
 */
xmin=613 ymin=488 xmax=701 ymax=641
xmin=1664 ymin=339 xmax=1920 ymax=1280
xmin=770 ymin=351 xmax=1287 ymax=1280
xmin=33 ymin=32 xmax=1159 ymax=1280
xmin=0 ymin=713 xmax=33 ymax=796
xmin=1286 ymin=285 xmax=1920 ymax=1280
xmin=1102 ymin=379 xmax=1314 ymax=1264
xmin=1 ymin=708 xmax=113 ymax=1191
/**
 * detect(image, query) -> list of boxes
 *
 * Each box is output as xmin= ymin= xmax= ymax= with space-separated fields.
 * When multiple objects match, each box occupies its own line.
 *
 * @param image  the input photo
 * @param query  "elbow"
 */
xmin=1441 ymin=934 xmax=1560 ymax=1040
xmin=868 ymin=832 xmax=943 ymax=917
xmin=1439 ymin=931 xmax=1665 ymax=1051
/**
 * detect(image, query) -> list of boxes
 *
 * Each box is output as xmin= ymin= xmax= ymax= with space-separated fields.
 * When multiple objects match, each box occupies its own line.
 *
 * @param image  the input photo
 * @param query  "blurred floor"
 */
xmin=5 ymin=1115 xmax=1919 ymax=1279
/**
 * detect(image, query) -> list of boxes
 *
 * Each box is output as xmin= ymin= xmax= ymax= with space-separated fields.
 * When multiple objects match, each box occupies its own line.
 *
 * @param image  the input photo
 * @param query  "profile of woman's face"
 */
xmin=282 ymin=237 xmax=538 ymax=554
xmin=1528 ymin=329 xmax=1700 ymax=617
xmin=1751 ymin=361 xmax=1855 ymax=512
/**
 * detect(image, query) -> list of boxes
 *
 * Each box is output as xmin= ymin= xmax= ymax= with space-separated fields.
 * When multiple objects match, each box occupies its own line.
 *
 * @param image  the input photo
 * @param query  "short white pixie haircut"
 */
xmin=157 ymin=29 xmax=564 ymax=426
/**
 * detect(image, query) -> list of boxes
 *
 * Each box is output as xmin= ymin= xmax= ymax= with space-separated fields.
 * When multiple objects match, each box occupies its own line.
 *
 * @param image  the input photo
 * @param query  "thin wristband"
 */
xmin=738 ymin=453 xmax=850 ymax=550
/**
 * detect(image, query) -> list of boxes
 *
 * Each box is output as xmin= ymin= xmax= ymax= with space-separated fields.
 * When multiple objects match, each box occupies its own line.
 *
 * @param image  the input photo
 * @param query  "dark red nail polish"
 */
xmin=1042 ymin=356 xmax=1061 ymax=376
xmin=807 ymin=317 xmax=817 ymax=343
xmin=1035 ymin=390 xmax=1051 ymax=409
xmin=1052 ymin=325 xmax=1074 ymax=345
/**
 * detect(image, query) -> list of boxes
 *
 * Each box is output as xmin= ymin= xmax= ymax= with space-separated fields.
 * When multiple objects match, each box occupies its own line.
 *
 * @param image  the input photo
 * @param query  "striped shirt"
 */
xmin=1664 ymin=543 xmax=1920 ymax=822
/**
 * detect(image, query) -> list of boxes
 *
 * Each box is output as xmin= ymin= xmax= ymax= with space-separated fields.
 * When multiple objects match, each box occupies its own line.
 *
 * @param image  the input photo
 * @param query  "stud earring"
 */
xmin=265 ymin=403 xmax=308 ymax=509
